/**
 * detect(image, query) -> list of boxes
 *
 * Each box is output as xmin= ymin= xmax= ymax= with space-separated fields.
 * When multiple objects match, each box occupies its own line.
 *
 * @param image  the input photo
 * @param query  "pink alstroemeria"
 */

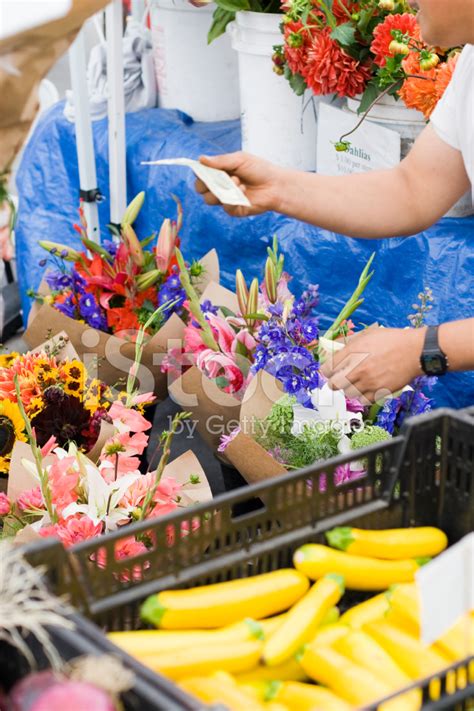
xmin=0 ymin=492 xmax=11 ymax=516
xmin=17 ymin=487 xmax=45 ymax=512
xmin=108 ymin=402 xmax=152 ymax=433
xmin=155 ymin=219 xmax=178 ymax=272
xmin=40 ymin=435 xmax=58 ymax=457
xmin=39 ymin=516 xmax=103 ymax=548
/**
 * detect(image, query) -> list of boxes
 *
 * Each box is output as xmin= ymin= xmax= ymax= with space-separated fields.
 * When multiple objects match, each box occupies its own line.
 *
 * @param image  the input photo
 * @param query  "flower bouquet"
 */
xmin=0 ymin=333 xmax=155 ymax=484
xmin=165 ymin=239 xmax=372 ymax=454
xmin=166 ymin=241 xmax=435 ymax=484
xmin=25 ymin=192 xmax=219 ymax=398
xmin=275 ymin=0 xmax=460 ymax=134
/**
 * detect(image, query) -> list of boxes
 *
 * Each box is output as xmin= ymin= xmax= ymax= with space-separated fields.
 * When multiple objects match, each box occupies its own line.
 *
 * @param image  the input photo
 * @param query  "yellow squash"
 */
xmin=336 ymin=630 xmax=421 ymax=710
xmin=140 ymin=569 xmax=309 ymax=629
xmin=263 ymin=574 xmax=345 ymax=666
xmin=271 ymin=681 xmax=352 ymax=711
xmin=435 ymin=614 xmax=474 ymax=660
xmin=108 ymin=618 xmax=265 ymax=656
xmin=365 ymin=620 xmax=452 ymax=680
xmin=326 ymin=526 xmax=447 ymax=559
xmin=300 ymin=644 xmax=393 ymax=707
xmin=180 ymin=672 xmax=266 ymax=710
xmin=235 ymin=659 xmax=308 ymax=684
xmin=309 ymin=622 xmax=349 ymax=648
xmin=142 ymin=639 xmax=262 ymax=680
xmin=340 ymin=592 xmax=389 ymax=628
xmin=293 ymin=544 xmax=425 ymax=590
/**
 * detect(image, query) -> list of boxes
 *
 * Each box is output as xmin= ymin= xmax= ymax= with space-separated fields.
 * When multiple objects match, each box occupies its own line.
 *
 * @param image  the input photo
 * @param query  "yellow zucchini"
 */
xmin=336 ymin=630 xmax=421 ymax=710
xmin=435 ymin=614 xmax=474 ymax=660
xmin=365 ymin=620 xmax=452 ymax=680
xmin=180 ymin=672 xmax=266 ymax=710
xmin=293 ymin=544 xmax=425 ymax=590
xmin=272 ymin=681 xmax=351 ymax=711
xmin=263 ymin=574 xmax=345 ymax=666
xmin=340 ymin=592 xmax=389 ymax=628
xmin=300 ymin=644 xmax=393 ymax=706
xmin=388 ymin=583 xmax=420 ymax=628
xmin=108 ymin=618 xmax=265 ymax=656
xmin=235 ymin=659 xmax=308 ymax=684
xmin=142 ymin=639 xmax=262 ymax=680
xmin=141 ymin=569 xmax=309 ymax=629
xmin=326 ymin=526 xmax=447 ymax=559
xmin=309 ymin=622 xmax=349 ymax=647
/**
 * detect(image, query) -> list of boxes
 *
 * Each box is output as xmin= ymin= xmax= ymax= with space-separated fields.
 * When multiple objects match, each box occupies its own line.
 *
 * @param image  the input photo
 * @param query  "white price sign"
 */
xmin=317 ymin=103 xmax=401 ymax=176
xmin=416 ymin=533 xmax=474 ymax=645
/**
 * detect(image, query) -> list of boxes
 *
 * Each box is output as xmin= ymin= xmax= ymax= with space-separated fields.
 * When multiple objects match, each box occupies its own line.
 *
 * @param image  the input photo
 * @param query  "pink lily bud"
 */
xmin=122 ymin=223 xmax=144 ymax=266
xmin=236 ymin=269 xmax=249 ymax=317
xmin=155 ymin=218 xmax=177 ymax=272
xmin=245 ymin=277 xmax=259 ymax=327
xmin=265 ymin=257 xmax=277 ymax=304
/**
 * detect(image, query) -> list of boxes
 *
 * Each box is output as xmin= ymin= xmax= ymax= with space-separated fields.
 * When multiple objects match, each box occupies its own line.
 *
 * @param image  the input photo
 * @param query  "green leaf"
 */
xmin=287 ymin=70 xmax=307 ymax=96
xmin=330 ymin=22 xmax=356 ymax=49
xmin=216 ymin=0 xmax=250 ymax=11
xmin=358 ymin=81 xmax=380 ymax=114
xmin=208 ymin=8 xmax=235 ymax=43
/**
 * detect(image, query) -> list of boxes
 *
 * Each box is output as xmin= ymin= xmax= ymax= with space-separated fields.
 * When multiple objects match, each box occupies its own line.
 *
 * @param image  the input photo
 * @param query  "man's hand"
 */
xmin=321 ymin=327 xmax=426 ymax=403
xmin=195 ymin=152 xmax=285 ymax=217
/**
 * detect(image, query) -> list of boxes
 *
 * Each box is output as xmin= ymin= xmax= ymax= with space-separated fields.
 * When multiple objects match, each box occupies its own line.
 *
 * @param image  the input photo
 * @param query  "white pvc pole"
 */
xmin=131 ymin=0 xmax=146 ymax=21
xmin=106 ymin=0 xmax=127 ymax=225
xmin=69 ymin=30 xmax=101 ymax=242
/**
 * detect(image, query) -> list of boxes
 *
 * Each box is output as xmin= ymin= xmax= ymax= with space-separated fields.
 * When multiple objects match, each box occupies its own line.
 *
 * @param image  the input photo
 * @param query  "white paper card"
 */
xmin=0 ymin=1 xmax=72 ymax=41
xmin=317 ymin=103 xmax=401 ymax=176
xmin=141 ymin=158 xmax=251 ymax=208
xmin=416 ymin=533 xmax=474 ymax=645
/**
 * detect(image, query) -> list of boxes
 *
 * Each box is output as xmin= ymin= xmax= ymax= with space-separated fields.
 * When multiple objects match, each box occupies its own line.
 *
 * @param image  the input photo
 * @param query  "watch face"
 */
xmin=423 ymin=354 xmax=447 ymax=375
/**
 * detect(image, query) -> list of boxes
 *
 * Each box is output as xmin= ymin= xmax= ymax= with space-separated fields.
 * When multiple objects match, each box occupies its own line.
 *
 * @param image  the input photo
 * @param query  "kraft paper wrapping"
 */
xmin=25 ymin=250 xmax=219 ymax=398
xmin=0 ymin=0 xmax=109 ymax=170
xmin=161 ymin=450 xmax=212 ymax=507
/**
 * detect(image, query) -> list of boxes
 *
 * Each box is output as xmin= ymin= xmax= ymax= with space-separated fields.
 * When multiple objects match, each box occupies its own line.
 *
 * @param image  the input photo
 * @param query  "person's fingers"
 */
xmin=195 ymin=178 xmax=208 ymax=195
xmin=231 ymin=175 xmax=245 ymax=190
xmin=199 ymin=151 xmax=246 ymax=173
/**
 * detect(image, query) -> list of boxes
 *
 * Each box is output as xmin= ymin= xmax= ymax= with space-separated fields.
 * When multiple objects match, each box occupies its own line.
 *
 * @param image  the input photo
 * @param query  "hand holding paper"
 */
xmin=141 ymin=158 xmax=252 ymax=208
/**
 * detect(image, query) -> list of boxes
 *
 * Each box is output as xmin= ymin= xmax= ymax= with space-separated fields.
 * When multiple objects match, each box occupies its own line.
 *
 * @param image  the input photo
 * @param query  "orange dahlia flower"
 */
xmin=371 ymin=13 xmax=421 ymax=67
xmin=303 ymin=27 xmax=372 ymax=98
xmin=399 ymin=51 xmax=459 ymax=119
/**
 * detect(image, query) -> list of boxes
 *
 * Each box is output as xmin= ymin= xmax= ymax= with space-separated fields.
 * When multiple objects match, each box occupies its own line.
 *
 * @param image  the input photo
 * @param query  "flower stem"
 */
xmin=13 ymin=376 xmax=57 ymax=524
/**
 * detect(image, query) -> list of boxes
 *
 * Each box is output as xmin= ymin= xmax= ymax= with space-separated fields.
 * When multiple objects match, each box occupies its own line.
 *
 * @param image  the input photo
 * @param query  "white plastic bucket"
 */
xmin=228 ymin=12 xmax=318 ymax=171
xmin=150 ymin=0 xmax=239 ymax=122
xmin=346 ymin=95 xmax=472 ymax=218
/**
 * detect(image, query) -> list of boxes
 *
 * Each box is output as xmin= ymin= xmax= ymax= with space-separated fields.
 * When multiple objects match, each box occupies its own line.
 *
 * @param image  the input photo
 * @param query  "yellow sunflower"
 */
xmin=32 ymin=357 xmax=60 ymax=389
xmin=0 ymin=400 xmax=27 ymax=464
xmin=27 ymin=396 xmax=45 ymax=419
xmin=84 ymin=379 xmax=104 ymax=413
xmin=0 ymin=352 xmax=19 ymax=369
xmin=62 ymin=360 xmax=86 ymax=398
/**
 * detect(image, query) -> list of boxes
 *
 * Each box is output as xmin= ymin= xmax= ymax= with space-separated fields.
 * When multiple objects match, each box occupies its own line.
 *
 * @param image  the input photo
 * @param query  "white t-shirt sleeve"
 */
xmin=430 ymin=48 xmax=468 ymax=152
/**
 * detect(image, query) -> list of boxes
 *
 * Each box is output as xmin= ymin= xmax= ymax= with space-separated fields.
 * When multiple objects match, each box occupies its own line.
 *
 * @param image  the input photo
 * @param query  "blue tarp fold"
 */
xmin=15 ymin=103 xmax=474 ymax=407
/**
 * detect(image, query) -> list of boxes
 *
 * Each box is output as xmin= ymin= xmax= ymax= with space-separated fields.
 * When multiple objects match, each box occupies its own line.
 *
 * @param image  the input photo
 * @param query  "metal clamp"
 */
xmin=79 ymin=188 xmax=105 ymax=204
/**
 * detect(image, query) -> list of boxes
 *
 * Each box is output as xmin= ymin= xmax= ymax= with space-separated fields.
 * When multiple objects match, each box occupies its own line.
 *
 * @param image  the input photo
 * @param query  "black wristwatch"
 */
xmin=420 ymin=326 xmax=449 ymax=376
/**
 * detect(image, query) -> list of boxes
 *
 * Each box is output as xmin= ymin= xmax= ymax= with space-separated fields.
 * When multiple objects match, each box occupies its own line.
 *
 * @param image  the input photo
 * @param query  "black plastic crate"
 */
xmin=0 ymin=611 xmax=203 ymax=711
xmin=23 ymin=409 xmax=474 ymax=710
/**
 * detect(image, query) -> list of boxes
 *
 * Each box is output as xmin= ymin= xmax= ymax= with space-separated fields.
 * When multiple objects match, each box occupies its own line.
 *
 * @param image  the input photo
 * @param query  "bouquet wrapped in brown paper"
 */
xmin=165 ymin=241 xmax=436 ymax=484
xmin=25 ymin=193 xmax=220 ymax=398
xmin=0 ymin=332 xmax=154 ymax=483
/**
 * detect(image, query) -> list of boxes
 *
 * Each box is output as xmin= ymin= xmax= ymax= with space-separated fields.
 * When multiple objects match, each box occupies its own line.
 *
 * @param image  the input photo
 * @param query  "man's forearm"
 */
xmin=439 ymin=319 xmax=474 ymax=372
xmin=277 ymin=167 xmax=423 ymax=238
xmin=275 ymin=126 xmax=470 ymax=238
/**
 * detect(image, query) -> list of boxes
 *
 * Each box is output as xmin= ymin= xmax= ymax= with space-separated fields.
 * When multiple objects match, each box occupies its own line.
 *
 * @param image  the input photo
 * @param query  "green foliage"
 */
xmin=255 ymin=398 xmax=340 ymax=470
xmin=208 ymin=8 xmax=235 ymax=43
xmin=330 ymin=22 xmax=356 ymax=51
xmin=351 ymin=425 xmax=392 ymax=450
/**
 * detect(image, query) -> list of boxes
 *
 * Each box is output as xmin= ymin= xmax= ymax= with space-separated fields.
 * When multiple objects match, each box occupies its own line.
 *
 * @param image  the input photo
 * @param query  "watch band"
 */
xmin=424 ymin=325 xmax=441 ymax=353
xmin=420 ymin=325 xmax=449 ymax=376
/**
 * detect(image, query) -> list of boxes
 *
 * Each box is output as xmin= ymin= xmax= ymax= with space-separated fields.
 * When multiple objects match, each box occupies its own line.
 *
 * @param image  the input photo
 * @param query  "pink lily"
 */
xmin=155 ymin=218 xmax=178 ymax=272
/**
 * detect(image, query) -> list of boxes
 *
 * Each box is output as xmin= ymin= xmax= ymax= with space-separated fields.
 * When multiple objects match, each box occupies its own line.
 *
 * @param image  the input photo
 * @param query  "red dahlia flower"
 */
xmin=283 ymin=20 xmax=313 ymax=76
xmin=303 ymin=27 xmax=371 ymax=98
xmin=370 ymin=13 xmax=421 ymax=67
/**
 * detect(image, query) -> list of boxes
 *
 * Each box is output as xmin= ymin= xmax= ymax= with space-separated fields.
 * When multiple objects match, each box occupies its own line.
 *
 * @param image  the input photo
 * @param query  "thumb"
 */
xmin=199 ymin=152 xmax=245 ymax=173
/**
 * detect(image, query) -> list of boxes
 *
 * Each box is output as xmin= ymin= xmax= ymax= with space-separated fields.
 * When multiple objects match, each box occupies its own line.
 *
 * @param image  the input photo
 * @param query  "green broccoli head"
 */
xmin=351 ymin=425 xmax=392 ymax=451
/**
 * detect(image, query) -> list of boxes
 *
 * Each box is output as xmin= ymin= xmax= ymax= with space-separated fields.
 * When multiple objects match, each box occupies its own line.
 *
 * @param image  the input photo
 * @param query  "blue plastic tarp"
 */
xmin=15 ymin=102 xmax=474 ymax=408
